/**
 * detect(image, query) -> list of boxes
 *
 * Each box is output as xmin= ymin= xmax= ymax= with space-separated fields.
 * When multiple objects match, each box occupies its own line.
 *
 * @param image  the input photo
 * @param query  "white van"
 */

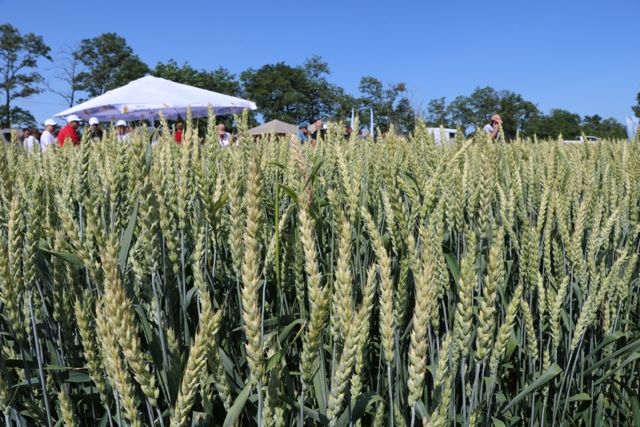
xmin=427 ymin=127 xmax=457 ymax=145
xmin=563 ymin=135 xmax=600 ymax=144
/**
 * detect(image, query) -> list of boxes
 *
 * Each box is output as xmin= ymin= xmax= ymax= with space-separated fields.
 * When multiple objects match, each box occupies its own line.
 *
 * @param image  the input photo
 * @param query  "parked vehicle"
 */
xmin=427 ymin=127 xmax=458 ymax=144
xmin=563 ymin=135 xmax=600 ymax=144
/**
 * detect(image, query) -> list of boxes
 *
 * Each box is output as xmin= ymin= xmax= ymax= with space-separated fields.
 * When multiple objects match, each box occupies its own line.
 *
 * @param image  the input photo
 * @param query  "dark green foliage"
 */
xmin=154 ymin=59 xmax=241 ymax=96
xmin=74 ymin=32 xmax=149 ymax=97
xmin=0 ymin=23 xmax=51 ymax=127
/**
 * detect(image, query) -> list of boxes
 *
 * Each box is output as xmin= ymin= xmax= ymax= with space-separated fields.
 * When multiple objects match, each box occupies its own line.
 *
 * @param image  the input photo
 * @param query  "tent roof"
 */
xmin=249 ymin=119 xmax=297 ymax=136
xmin=54 ymin=75 xmax=256 ymax=121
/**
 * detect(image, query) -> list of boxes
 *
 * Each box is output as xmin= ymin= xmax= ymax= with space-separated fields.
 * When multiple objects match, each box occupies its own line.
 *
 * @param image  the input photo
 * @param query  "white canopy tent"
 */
xmin=54 ymin=75 xmax=257 ymax=122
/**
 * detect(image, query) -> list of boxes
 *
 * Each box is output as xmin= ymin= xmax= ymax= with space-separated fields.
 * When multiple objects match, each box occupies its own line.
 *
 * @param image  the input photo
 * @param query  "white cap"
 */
xmin=44 ymin=119 xmax=57 ymax=127
xmin=116 ymin=120 xmax=127 ymax=127
xmin=89 ymin=117 xmax=99 ymax=125
xmin=66 ymin=114 xmax=81 ymax=123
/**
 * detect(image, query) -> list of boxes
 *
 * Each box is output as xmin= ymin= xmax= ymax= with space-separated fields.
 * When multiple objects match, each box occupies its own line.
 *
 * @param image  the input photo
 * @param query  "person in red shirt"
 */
xmin=174 ymin=122 xmax=184 ymax=144
xmin=57 ymin=115 xmax=81 ymax=147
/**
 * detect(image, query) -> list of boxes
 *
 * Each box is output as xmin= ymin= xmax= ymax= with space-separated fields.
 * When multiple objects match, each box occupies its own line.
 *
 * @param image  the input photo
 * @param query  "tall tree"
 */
xmin=633 ymin=90 xmax=640 ymax=118
xmin=358 ymin=76 xmax=414 ymax=133
xmin=241 ymin=62 xmax=309 ymax=123
xmin=75 ymin=32 xmax=148 ymax=97
xmin=154 ymin=60 xmax=240 ymax=95
xmin=391 ymin=97 xmax=416 ymax=135
xmin=46 ymin=44 xmax=82 ymax=107
xmin=425 ymin=97 xmax=451 ymax=127
xmin=496 ymin=90 xmax=539 ymax=138
xmin=300 ymin=56 xmax=349 ymax=122
xmin=448 ymin=95 xmax=475 ymax=130
xmin=428 ymin=87 xmax=539 ymax=138
xmin=581 ymin=115 xmax=626 ymax=139
xmin=0 ymin=23 xmax=51 ymax=127
xmin=445 ymin=86 xmax=501 ymax=130
xmin=241 ymin=57 xmax=349 ymax=124
xmin=523 ymin=109 xmax=581 ymax=139
xmin=467 ymin=86 xmax=501 ymax=124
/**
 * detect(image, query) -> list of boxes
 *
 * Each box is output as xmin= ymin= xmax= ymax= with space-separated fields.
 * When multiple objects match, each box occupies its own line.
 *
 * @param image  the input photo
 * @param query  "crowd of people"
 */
xmin=296 ymin=119 xmax=325 ymax=145
xmin=16 ymin=114 xmax=88 ymax=151
xmin=171 ymin=122 xmax=234 ymax=146
xmin=13 ymin=115 xmax=246 ymax=152
xmin=12 ymin=112 xmax=505 ymax=152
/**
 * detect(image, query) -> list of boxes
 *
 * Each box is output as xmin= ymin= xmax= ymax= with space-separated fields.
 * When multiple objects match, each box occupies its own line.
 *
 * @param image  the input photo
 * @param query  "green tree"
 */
xmin=446 ymin=86 xmax=501 ymax=130
xmin=358 ymin=76 xmax=414 ymax=133
xmin=581 ymin=115 xmax=626 ymax=139
xmin=597 ymin=118 xmax=626 ymax=139
xmin=425 ymin=97 xmax=451 ymax=127
xmin=448 ymin=95 xmax=475 ymax=130
xmin=241 ymin=62 xmax=309 ymax=123
xmin=429 ymin=87 xmax=539 ymax=138
xmin=467 ymin=86 xmax=501 ymax=124
xmin=524 ymin=109 xmax=581 ymax=139
xmin=301 ymin=56 xmax=351 ymax=123
xmin=633 ymin=90 xmax=640 ymax=118
xmin=581 ymin=114 xmax=603 ymax=133
xmin=391 ymin=97 xmax=416 ymax=135
xmin=241 ymin=57 xmax=350 ymax=124
xmin=0 ymin=23 xmax=51 ymax=128
xmin=153 ymin=59 xmax=240 ymax=95
xmin=75 ymin=32 xmax=149 ymax=97
xmin=497 ymin=90 xmax=539 ymax=138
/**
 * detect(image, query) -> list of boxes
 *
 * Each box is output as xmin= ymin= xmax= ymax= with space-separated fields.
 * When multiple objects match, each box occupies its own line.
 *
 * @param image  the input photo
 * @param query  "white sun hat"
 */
xmin=116 ymin=120 xmax=127 ymax=127
xmin=66 ymin=114 xmax=81 ymax=123
xmin=44 ymin=118 xmax=57 ymax=127
xmin=89 ymin=117 xmax=99 ymax=125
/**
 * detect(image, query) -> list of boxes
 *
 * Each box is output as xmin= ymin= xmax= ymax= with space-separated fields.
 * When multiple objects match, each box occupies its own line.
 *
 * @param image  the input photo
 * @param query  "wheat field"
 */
xmin=0 ymin=116 xmax=639 ymax=426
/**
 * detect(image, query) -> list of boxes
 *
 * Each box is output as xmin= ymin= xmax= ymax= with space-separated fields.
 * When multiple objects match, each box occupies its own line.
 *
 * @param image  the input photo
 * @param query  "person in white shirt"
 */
xmin=19 ymin=128 xmax=29 ymax=144
xmin=116 ymin=120 xmax=130 ymax=142
xmin=40 ymin=119 xmax=57 ymax=152
xmin=482 ymin=114 xmax=503 ymax=140
xmin=217 ymin=123 xmax=232 ymax=147
xmin=22 ymin=128 xmax=39 ymax=152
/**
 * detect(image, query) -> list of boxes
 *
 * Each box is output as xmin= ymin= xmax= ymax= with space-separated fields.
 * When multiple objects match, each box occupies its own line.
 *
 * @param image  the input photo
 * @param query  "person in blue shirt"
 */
xmin=297 ymin=122 xmax=310 ymax=143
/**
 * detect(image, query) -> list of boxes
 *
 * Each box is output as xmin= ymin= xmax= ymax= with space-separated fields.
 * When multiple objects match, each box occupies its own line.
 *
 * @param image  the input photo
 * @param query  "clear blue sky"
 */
xmin=2 ymin=0 xmax=639 ymax=125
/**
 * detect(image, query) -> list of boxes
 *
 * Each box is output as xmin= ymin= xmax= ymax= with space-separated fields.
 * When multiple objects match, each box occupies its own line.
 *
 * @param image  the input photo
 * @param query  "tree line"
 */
xmin=425 ymin=87 xmax=630 ymax=139
xmin=2 ymin=24 xmax=638 ymax=139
